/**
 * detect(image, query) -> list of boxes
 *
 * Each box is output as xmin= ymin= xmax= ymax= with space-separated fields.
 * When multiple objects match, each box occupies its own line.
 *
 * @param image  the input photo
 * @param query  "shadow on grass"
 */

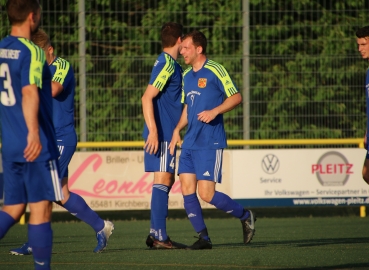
xmin=213 ymin=237 xmax=369 ymax=249
xmin=295 ymin=263 xmax=369 ymax=269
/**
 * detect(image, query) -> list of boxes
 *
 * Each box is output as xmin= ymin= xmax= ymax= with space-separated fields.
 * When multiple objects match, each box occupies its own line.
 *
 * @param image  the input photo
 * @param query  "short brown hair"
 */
xmin=161 ymin=22 xmax=183 ymax=48
xmin=31 ymin=28 xmax=50 ymax=49
xmin=6 ymin=0 xmax=40 ymax=25
xmin=182 ymin=30 xmax=207 ymax=55
xmin=356 ymin=26 xmax=369 ymax=39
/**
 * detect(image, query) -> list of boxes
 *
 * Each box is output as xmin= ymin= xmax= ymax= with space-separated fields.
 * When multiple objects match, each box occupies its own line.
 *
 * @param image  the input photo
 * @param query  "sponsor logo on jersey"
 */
xmin=198 ymin=78 xmax=207 ymax=88
xmin=188 ymin=213 xmax=197 ymax=218
xmin=154 ymin=60 xmax=159 ymax=66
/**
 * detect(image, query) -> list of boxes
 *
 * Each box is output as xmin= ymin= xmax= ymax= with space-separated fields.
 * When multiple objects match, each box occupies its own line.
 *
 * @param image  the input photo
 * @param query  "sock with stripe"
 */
xmin=151 ymin=184 xmax=169 ymax=241
xmin=0 ymin=211 xmax=16 ymax=239
xmin=28 ymin=222 xmax=52 ymax=270
xmin=183 ymin=193 xmax=209 ymax=240
xmin=209 ymin=191 xmax=246 ymax=219
xmin=63 ymin=192 xmax=104 ymax=232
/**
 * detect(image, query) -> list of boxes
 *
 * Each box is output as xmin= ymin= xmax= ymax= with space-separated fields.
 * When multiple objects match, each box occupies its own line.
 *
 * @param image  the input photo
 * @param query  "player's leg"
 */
xmin=0 ymin=170 xmax=27 ymax=231
xmin=0 ymin=204 xmax=25 ymax=238
xmin=28 ymin=200 xmax=53 ymax=269
xmin=194 ymin=149 xmax=256 ymax=245
xmin=362 ymin=153 xmax=369 ymax=185
xmin=178 ymin=149 xmax=211 ymax=249
xmin=0 ymin=162 xmax=26 ymax=239
xmin=57 ymin=144 xmax=113 ymax=253
xmin=145 ymin=141 xmax=185 ymax=249
xmin=5 ymin=161 xmax=34 ymax=255
xmin=25 ymin=160 xmax=62 ymax=269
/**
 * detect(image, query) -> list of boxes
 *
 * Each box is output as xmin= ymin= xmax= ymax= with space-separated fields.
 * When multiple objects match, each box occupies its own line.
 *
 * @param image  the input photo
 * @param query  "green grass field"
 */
xmin=1 ymin=215 xmax=368 ymax=270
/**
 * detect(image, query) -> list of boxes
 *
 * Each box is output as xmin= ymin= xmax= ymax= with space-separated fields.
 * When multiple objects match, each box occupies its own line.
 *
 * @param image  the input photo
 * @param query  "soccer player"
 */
xmin=169 ymin=30 xmax=256 ymax=249
xmin=9 ymin=29 xmax=114 ymax=255
xmin=356 ymin=26 xmax=369 ymax=185
xmin=0 ymin=0 xmax=63 ymax=268
xmin=142 ymin=22 xmax=186 ymax=249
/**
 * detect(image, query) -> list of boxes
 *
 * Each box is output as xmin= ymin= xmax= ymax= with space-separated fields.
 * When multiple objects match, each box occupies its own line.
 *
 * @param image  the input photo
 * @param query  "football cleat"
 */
xmin=186 ymin=237 xmax=212 ymax=250
xmin=146 ymin=235 xmax=155 ymax=248
xmin=9 ymin=242 xmax=32 ymax=255
xmin=153 ymin=236 xmax=187 ymax=249
xmin=93 ymin=220 xmax=114 ymax=253
xmin=241 ymin=209 xmax=256 ymax=244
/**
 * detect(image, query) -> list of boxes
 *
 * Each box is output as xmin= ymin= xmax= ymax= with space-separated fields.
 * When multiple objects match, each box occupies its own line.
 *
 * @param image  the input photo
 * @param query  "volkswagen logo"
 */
xmin=261 ymin=154 xmax=280 ymax=174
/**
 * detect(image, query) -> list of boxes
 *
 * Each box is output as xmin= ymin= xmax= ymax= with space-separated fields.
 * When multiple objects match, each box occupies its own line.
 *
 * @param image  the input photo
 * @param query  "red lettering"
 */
xmin=106 ymin=180 xmax=118 ymax=194
xmin=326 ymin=164 xmax=332 ymax=174
xmin=346 ymin=164 xmax=354 ymax=174
xmin=69 ymin=154 xmax=102 ymax=189
xmin=312 ymin=164 xmax=320 ymax=173
xmin=312 ymin=163 xmax=353 ymax=175
xmin=93 ymin=179 xmax=106 ymax=194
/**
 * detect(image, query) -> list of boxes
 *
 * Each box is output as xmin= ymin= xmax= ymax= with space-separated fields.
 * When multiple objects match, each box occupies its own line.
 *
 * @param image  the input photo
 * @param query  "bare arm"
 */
xmin=51 ymin=81 xmax=63 ymax=97
xmin=141 ymin=84 xmax=160 ymax=154
xmin=197 ymin=93 xmax=242 ymax=123
xmin=169 ymin=104 xmax=188 ymax=155
xmin=22 ymin=84 xmax=42 ymax=162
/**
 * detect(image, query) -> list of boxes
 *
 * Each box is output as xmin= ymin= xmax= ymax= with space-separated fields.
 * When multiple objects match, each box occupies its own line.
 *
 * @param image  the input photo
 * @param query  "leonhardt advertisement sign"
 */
xmin=232 ymin=148 xmax=369 ymax=207
xmin=52 ymin=151 xmax=231 ymax=211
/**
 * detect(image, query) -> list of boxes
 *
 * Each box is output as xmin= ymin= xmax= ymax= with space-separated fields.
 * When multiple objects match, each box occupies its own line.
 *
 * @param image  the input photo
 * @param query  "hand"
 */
xmin=24 ymin=132 xmax=42 ymax=162
xmin=197 ymin=110 xmax=217 ymax=123
xmin=144 ymin=132 xmax=159 ymax=155
xmin=169 ymin=130 xmax=181 ymax=156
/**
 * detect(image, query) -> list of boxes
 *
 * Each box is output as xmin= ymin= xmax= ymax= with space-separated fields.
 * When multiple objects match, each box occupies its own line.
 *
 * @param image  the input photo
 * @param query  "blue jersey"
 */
xmin=142 ymin=52 xmax=183 ymax=141
xmin=365 ymin=68 xmax=369 ymax=143
xmin=0 ymin=36 xmax=59 ymax=162
xmin=49 ymin=57 xmax=77 ymax=146
xmin=181 ymin=59 xmax=239 ymax=150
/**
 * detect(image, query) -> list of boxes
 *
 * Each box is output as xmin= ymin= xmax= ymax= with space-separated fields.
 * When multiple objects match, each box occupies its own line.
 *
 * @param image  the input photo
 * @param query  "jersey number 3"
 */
xmin=0 ymin=63 xmax=16 ymax=106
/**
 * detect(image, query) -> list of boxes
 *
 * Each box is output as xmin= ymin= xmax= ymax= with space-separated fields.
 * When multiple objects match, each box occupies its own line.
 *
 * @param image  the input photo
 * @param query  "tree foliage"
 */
xmin=0 ymin=0 xmax=368 ymax=142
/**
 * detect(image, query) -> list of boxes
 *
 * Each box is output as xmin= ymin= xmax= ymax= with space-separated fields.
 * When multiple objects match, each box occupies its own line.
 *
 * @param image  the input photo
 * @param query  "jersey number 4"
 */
xmin=0 ymin=63 xmax=16 ymax=106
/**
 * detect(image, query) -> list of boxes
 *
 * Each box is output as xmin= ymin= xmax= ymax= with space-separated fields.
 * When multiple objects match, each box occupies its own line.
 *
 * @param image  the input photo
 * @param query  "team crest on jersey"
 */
xmin=198 ymin=78 xmax=207 ymax=88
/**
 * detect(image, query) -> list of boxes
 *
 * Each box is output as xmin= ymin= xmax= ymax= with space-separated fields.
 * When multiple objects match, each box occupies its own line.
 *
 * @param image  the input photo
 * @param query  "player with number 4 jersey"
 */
xmin=141 ymin=22 xmax=186 ymax=249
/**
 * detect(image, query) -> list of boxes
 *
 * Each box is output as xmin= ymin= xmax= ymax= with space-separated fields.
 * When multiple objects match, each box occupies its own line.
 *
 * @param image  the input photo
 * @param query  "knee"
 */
xmin=197 ymin=190 xmax=214 ymax=203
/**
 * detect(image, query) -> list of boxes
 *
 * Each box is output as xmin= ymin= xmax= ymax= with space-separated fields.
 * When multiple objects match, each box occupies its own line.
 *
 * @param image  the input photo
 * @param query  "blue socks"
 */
xmin=63 ymin=192 xmax=104 ymax=233
xmin=0 ymin=211 xmax=16 ymax=239
xmin=28 ymin=222 xmax=52 ymax=270
xmin=151 ymin=184 xmax=169 ymax=241
xmin=183 ymin=193 xmax=209 ymax=240
xmin=210 ymin=191 xmax=246 ymax=219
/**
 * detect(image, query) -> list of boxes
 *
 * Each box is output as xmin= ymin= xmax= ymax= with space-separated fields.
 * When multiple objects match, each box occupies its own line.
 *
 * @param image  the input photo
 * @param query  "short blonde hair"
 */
xmin=31 ymin=28 xmax=50 ymax=49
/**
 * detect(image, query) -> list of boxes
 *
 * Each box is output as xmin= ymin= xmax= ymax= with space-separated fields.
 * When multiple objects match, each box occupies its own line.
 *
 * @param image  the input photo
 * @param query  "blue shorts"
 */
xmin=144 ymin=141 xmax=176 ymax=173
xmin=58 ymin=144 xmax=76 ymax=178
xmin=3 ymin=160 xmax=64 ymax=204
xmin=178 ymin=148 xmax=223 ymax=183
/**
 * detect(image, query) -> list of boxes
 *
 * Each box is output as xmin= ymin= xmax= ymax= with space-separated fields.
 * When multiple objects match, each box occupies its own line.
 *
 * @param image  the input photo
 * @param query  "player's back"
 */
xmin=0 ymin=36 xmax=59 ymax=162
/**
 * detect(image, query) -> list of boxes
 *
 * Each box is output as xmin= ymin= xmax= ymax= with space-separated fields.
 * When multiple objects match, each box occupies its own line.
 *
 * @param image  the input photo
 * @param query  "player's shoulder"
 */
xmin=204 ymin=59 xmax=228 ymax=76
xmin=54 ymin=56 xmax=71 ymax=68
xmin=183 ymin=66 xmax=193 ymax=77
xmin=7 ymin=37 xmax=44 ymax=59
xmin=156 ymin=52 xmax=176 ymax=67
